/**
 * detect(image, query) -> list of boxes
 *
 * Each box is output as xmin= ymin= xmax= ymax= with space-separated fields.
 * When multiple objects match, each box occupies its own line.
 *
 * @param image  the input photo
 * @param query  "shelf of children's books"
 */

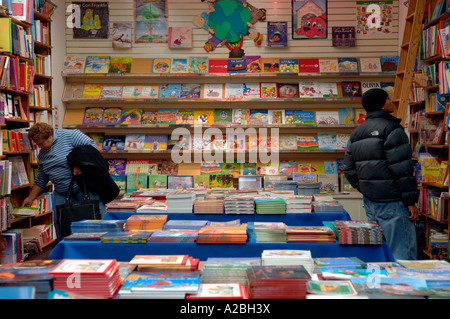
xmin=424 ymin=11 xmax=450 ymax=28
xmin=29 ymin=106 xmax=54 ymax=111
xmin=0 ymin=12 xmax=31 ymax=28
xmin=33 ymin=41 xmax=52 ymax=50
xmin=33 ymin=10 xmax=52 ymax=23
xmin=34 ymin=73 xmax=53 ymax=80
xmin=422 ymin=55 xmax=444 ymax=64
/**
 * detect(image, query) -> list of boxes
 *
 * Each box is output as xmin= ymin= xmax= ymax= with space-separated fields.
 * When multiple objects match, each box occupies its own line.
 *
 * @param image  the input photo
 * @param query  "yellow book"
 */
xmin=193 ymin=109 xmax=214 ymax=125
xmin=82 ymin=84 xmax=102 ymax=99
xmin=0 ymin=18 xmax=12 ymax=53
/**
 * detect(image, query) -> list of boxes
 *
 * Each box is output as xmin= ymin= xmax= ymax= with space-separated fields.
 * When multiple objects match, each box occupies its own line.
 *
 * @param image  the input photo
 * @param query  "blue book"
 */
xmin=0 ymin=287 xmax=35 ymax=299
xmin=159 ymin=84 xmax=182 ymax=98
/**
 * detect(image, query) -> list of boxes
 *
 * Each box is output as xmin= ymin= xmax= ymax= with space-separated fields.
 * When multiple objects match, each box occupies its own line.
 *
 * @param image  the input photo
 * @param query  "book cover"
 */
xmin=125 ymin=159 xmax=150 ymax=174
xmin=341 ymin=81 xmax=362 ymax=97
xmin=336 ymin=133 xmax=350 ymax=150
xmin=100 ymin=85 xmax=123 ymax=99
xmin=141 ymin=109 xmax=158 ymax=125
xmin=278 ymin=84 xmax=299 ymax=98
xmin=299 ymin=81 xmax=321 ymax=98
xmin=245 ymin=56 xmax=262 ymax=73
xmin=209 ymin=174 xmax=233 ymax=188
xmin=122 ymin=85 xmax=156 ymax=99
xmin=84 ymin=56 xmax=111 ymax=73
xmin=194 ymin=109 xmax=214 ymax=125
xmin=242 ymin=83 xmax=261 ymax=99
xmin=268 ymin=110 xmax=286 ymax=125
xmin=148 ymin=174 xmax=168 ymax=188
xmin=168 ymin=135 xmax=191 ymax=150
xmin=214 ymin=109 xmax=233 ymax=124
xmin=224 ymin=83 xmax=244 ymax=99
xmin=279 ymin=58 xmax=299 ymax=73
xmin=108 ymin=158 xmax=126 ymax=175
xmin=243 ymin=163 xmax=257 ymax=175
xmin=188 ymin=57 xmax=209 ymax=73
xmin=227 ymin=58 xmax=246 ymax=73
xmin=298 ymin=58 xmax=320 ymax=73
xmin=193 ymin=175 xmax=209 ymax=189
xmin=200 ymin=162 xmax=222 ymax=175
xmin=208 ymin=59 xmax=228 ymax=73
xmin=83 ymin=107 xmax=104 ymax=125
xmin=222 ymin=162 xmax=241 ymax=176
xmin=280 ymin=134 xmax=298 ymax=150
xmin=124 ymin=134 xmax=146 ymax=151
xmin=317 ymin=132 xmax=337 ymax=150
xmin=49 ymin=259 xmax=116 ymax=275
xmin=82 ymin=84 xmax=102 ymax=99
xmin=315 ymin=111 xmax=340 ymax=125
xmin=285 ymin=110 xmax=315 ymax=125
xmin=267 ymin=21 xmax=288 ymax=47
xmin=331 ymin=27 xmax=356 ymax=47
xmin=239 ymin=176 xmax=263 ymax=190
xmin=319 ymin=82 xmax=339 ymax=98
xmin=318 ymin=58 xmax=339 ymax=73
xmin=102 ymin=135 xmax=125 ymax=151
xmin=227 ymin=133 xmax=246 ymax=151
xmin=280 ymin=162 xmax=298 ymax=175
xmin=338 ymin=108 xmax=355 ymax=125
xmin=121 ymin=109 xmax=142 ymax=125
xmin=361 ymin=81 xmax=381 ymax=93
xmin=292 ymin=172 xmax=317 ymax=182
xmin=202 ymin=84 xmax=224 ymax=99
xmin=176 ymin=110 xmax=194 ymax=124
xmin=170 ymin=57 xmax=189 ymax=73
xmin=249 ymin=109 xmax=269 ymax=125
xmin=62 ymin=56 xmax=86 ymax=74
xmin=260 ymin=83 xmax=278 ymax=98
xmin=109 ymin=56 xmax=132 ymax=73
xmin=152 ymin=58 xmax=171 ymax=73
xmin=63 ymin=82 xmax=84 ymax=99
xmin=381 ymin=83 xmax=394 ymax=99
xmin=112 ymin=22 xmax=132 ymax=49
xmin=180 ymin=84 xmax=201 ymax=99
xmin=127 ymin=172 xmax=148 ymax=192
xmin=232 ymin=109 xmax=250 ymax=124
xmin=317 ymin=173 xmax=339 ymax=193
xmin=380 ymin=55 xmax=399 ymax=72
xmin=297 ymin=136 xmax=319 ymax=150
xmin=144 ymin=134 xmax=168 ymax=150
xmin=159 ymin=84 xmax=182 ymax=98
xmin=261 ymin=58 xmax=279 ymax=73
xmin=168 ymin=26 xmax=193 ymax=48
xmin=157 ymin=109 xmax=178 ymax=125
xmin=168 ymin=175 xmax=194 ymax=189
xmin=355 ymin=109 xmax=366 ymax=124
xmin=359 ymin=57 xmax=382 ymax=73
xmin=338 ymin=58 xmax=359 ymax=73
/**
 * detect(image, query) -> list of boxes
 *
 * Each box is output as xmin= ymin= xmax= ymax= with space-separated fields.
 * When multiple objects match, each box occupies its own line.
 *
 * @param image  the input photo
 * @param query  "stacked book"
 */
xmin=196 ymin=224 xmax=248 ymax=244
xmin=100 ymin=231 xmax=152 ymax=243
xmin=246 ymin=265 xmax=311 ymax=299
xmin=118 ymin=271 xmax=202 ymax=299
xmin=49 ymin=259 xmax=122 ymax=299
xmin=136 ymin=202 xmax=168 ymax=213
xmin=70 ymin=220 xmax=126 ymax=233
xmin=105 ymin=200 xmax=143 ymax=213
xmin=254 ymin=197 xmax=286 ymax=214
xmin=313 ymin=201 xmax=345 ymax=213
xmin=64 ymin=232 xmax=108 ymax=241
xmin=285 ymin=195 xmax=313 ymax=213
xmin=0 ymin=260 xmax=60 ymax=299
xmin=124 ymin=214 xmax=167 ymax=231
xmin=306 ymin=280 xmax=359 ymax=298
xmin=186 ymin=282 xmax=249 ymax=299
xmin=163 ymin=219 xmax=208 ymax=231
xmin=247 ymin=222 xmax=287 ymax=243
xmin=166 ymin=191 xmax=196 ymax=213
xmin=148 ymin=230 xmax=198 ymax=243
xmin=201 ymin=257 xmax=261 ymax=285
xmin=332 ymin=220 xmax=383 ymax=245
xmin=314 ymin=257 xmax=367 ymax=271
xmin=261 ymin=250 xmax=315 ymax=274
xmin=224 ymin=195 xmax=255 ymax=214
xmin=193 ymin=200 xmax=224 ymax=214
xmin=285 ymin=226 xmax=336 ymax=243
xmin=129 ymin=255 xmax=200 ymax=272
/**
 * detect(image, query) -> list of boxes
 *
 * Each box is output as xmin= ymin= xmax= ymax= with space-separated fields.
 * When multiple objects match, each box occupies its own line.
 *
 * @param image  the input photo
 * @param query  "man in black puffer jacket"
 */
xmin=343 ymin=88 xmax=419 ymax=260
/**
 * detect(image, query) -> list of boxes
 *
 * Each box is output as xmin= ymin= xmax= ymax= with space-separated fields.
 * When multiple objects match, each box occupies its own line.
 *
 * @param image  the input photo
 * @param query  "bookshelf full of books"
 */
xmin=411 ymin=1 xmax=450 ymax=261
xmin=61 ymin=55 xmax=396 ymax=199
xmin=0 ymin=0 xmax=56 ymax=264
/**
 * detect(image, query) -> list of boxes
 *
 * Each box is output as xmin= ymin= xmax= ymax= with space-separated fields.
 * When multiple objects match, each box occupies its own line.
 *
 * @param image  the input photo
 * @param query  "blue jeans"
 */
xmin=53 ymin=186 xmax=105 ymax=242
xmin=363 ymin=197 xmax=417 ymax=260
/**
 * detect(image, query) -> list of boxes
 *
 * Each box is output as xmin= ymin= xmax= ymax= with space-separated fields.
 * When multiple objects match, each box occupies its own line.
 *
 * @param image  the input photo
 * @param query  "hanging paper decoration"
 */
xmin=356 ymin=1 xmax=393 ymax=35
xmin=193 ymin=0 xmax=266 ymax=58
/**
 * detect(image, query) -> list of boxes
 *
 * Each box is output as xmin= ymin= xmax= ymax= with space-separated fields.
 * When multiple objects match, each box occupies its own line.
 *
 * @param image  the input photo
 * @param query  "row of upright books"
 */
xmin=79 ymin=107 xmax=365 ymax=126
xmin=0 ymin=55 xmax=35 ymax=93
xmin=0 ymin=18 xmax=34 ymax=60
xmin=64 ymin=81 xmax=393 ymax=101
xmin=61 ymin=55 xmax=399 ymax=75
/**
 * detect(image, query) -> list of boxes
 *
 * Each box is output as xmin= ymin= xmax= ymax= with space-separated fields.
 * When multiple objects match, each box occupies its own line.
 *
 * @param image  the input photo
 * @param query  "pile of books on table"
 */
xmin=163 ymin=219 xmax=208 ymax=231
xmin=285 ymin=226 xmax=336 ymax=243
xmin=136 ymin=202 xmax=168 ymax=213
xmin=49 ymin=259 xmax=122 ymax=299
xmin=331 ymin=220 xmax=383 ymax=245
xmin=246 ymin=265 xmax=311 ymax=299
xmin=261 ymin=250 xmax=314 ymax=274
xmin=101 ymin=231 xmax=153 ymax=244
xmin=166 ymin=191 xmax=196 ymax=213
xmin=196 ymin=223 xmax=248 ymax=244
xmin=186 ymin=282 xmax=249 ymax=299
xmin=254 ymin=197 xmax=286 ymax=214
xmin=129 ymin=254 xmax=200 ymax=272
xmin=118 ymin=271 xmax=201 ymax=299
xmin=201 ymin=257 xmax=261 ymax=285
xmin=105 ymin=200 xmax=146 ymax=213
xmin=285 ymin=195 xmax=313 ymax=213
xmin=224 ymin=195 xmax=255 ymax=214
xmin=247 ymin=222 xmax=287 ymax=243
xmin=124 ymin=214 xmax=167 ymax=231
xmin=194 ymin=199 xmax=224 ymax=214
xmin=147 ymin=229 xmax=198 ymax=243
xmin=70 ymin=220 xmax=126 ymax=233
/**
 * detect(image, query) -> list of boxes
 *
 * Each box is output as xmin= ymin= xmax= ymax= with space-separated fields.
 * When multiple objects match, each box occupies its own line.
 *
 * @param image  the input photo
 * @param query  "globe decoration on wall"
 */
xmin=194 ymin=0 xmax=266 ymax=58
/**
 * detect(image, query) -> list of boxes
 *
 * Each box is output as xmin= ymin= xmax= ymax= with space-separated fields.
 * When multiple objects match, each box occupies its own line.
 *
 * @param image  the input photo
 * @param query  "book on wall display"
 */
xmin=341 ymin=81 xmax=362 ymax=97
xmin=202 ymin=84 xmax=224 ymax=99
xmin=168 ymin=175 xmax=194 ymax=189
xmin=279 ymin=58 xmax=299 ymax=73
xmin=176 ymin=109 xmax=194 ymax=125
xmin=108 ymin=158 xmax=126 ymax=176
xmin=144 ymin=134 xmax=168 ymax=150
xmin=109 ymin=57 xmax=132 ymax=73
xmin=298 ymin=58 xmax=320 ymax=73
xmin=127 ymin=172 xmax=148 ymax=192
xmin=381 ymin=83 xmax=394 ymax=99
xmin=170 ymin=57 xmax=189 ymax=73
xmin=232 ymin=109 xmax=250 ymax=125
xmin=103 ymin=107 xmax=123 ymax=125
xmin=299 ymin=81 xmax=321 ymax=98
xmin=157 ymin=109 xmax=178 ymax=125
xmin=355 ymin=109 xmax=366 ymax=124
xmin=260 ymin=83 xmax=278 ymax=98
xmin=148 ymin=174 xmax=168 ymax=188
xmin=280 ymin=134 xmax=298 ymax=150
xmin=83 ymin=107 xmax=104 ymax=125
xmin=152 ymin=58 xmax=171 ymax=74
xmin=208 ymin=58 xmax=228 ymax=73
xmin=102 ymin=135 xmax=125 ymax=151
xmin=297 ymin=136 xmax=319 ymax=150
xmin=249 ymin=109 xmax=269 ymax=125
xmin=285 ymin=110 xmax=315 ymax=125
xmin=319 ymin=58 xmax=339 ymax=73
xmin=159 ymin=84 xmax=182 ymax=98
xmin=331 ymin=27 xmax=355 ymax=47
xmin=100 ymin=85 xmax=123 ymax=99
xmin=317 ymin=132 xmax=338 ymax=151
xmin=124 ymin=134 xmax=145 ymax=151
xmin=227 ymin=58 xmax=246 ymax=73
xmin=338 ymin=108 xmax=355 ymax=125
xmin=317 ymin=173 xmax=339 ymax=193
xmin=62 ymin=56 xmax=86 ymax=74
xmin=194 ymin=109 xmax=214 ymax=125
xmin=267 ymin=21 xmax=288 ymax=47
xmin=112 ymin=22 xmax=132 ymax=49
xmin=245 ymin=55 xmax=262 ymax=73
xmin=268 ymin=110 xmax=286 ymax=125
xmin=180 ymin=84 xmax=201 ymax=99
xmin=361 ymin=81 xmax=381 ymax=93
xmin=81 ymin=84 xmax=102 ymax=99
xmin=224 ymin=83 xmax=244 ymax=99
xmin=278 ymin=84 xmax=299 ymax=98
xmin=380 ymin=55 xmax=399 ymax=72
xmin=214 ymin=109 xmax=233 ymax=125
xmin=188 ymin=57 xmax=209 ymax=73
xmin=359 ymin=57 xmax=382 ymax=73
xmin=168 ymin=26 xmax=193 ymax=48
xmin=63 ymin=82 xmax=84 ymax=99
xmin=121 ymin=108 xmax=142 ymax=125
xmin=209 ymin=174 xmax=233 ymax=188
xmin=338 ymin=58 xmax=359 ymax=73
xmin=243 ymin=83 xmax=261 ymax=99
xmin=261 ymin=58 xmax=280 ymax=73
xmin=316 ymin=111 xmax=340 ymax=125
xmin=84 ymin=56 xmax=111 ymax=73
xmin=319 ymin=82 xmax=339 ymax=98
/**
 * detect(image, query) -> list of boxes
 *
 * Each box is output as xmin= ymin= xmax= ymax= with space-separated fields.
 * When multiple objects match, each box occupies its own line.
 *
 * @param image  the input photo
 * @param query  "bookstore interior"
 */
xmin=0 ymin=0 xmax=449 ymax=302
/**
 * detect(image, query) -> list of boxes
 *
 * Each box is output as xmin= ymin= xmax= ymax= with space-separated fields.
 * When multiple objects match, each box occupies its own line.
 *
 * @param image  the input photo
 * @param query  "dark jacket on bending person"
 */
xmin=67 ymin=145 xmax=120 ymax=204
xmin=343 ymin=110 xmax=419 ymax=207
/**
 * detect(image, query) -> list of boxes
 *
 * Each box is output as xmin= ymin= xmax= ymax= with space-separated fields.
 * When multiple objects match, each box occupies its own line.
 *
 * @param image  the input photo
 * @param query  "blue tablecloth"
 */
xmin=103 ymin=212 xmax=351 ymax=226
xmin=48 ymin=240 xmax=395 ymax=263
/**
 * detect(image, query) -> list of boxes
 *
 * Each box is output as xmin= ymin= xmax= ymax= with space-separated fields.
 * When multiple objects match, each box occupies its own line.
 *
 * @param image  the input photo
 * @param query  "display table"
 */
xmin=103 ymin=212 xmax=351 ymax=226
xmin=48 ymin=240 xmax=394 ymax=262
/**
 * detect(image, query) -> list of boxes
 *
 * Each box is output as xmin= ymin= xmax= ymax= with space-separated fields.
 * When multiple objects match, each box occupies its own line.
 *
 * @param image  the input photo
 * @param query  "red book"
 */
xmin=208 ymin=59 xmax=228 ymax=73
xmin=298 ymin=58 xmax=320 ymax=73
